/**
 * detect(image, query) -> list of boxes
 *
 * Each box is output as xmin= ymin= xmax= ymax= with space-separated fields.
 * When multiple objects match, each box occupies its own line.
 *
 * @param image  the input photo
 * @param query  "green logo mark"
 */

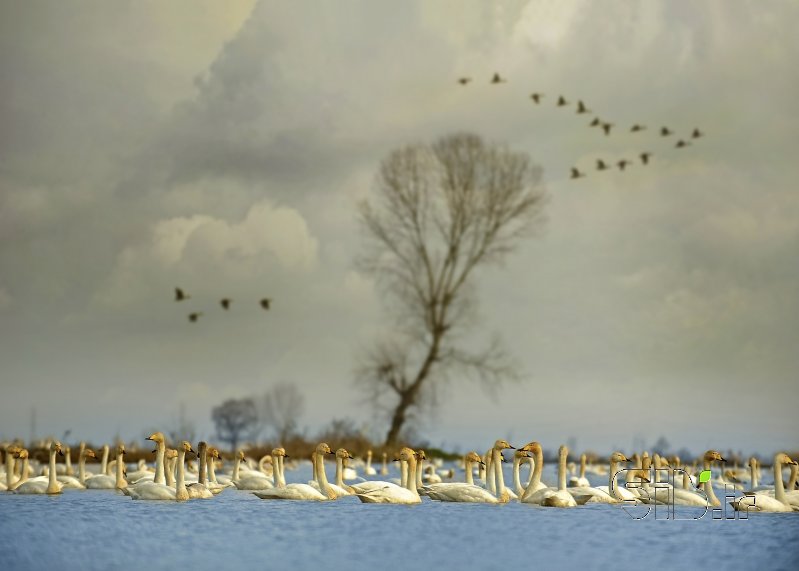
xmin=699 ymin=470 xmax=711 ymax=484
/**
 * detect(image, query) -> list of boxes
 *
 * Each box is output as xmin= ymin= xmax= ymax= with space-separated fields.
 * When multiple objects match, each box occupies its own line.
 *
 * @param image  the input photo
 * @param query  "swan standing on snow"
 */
xmin=14 ymin=441 xmax=64 ymax=495
xmin=254 ymin=444 xmax=336 ymax=501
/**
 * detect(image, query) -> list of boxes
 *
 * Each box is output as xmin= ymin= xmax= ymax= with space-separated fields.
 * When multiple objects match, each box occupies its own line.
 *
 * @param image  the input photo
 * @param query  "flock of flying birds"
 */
xmin=174 ymin=287 xmax=272 ymax=323
xmin=458 ymin=73 xmax=705 ymax=180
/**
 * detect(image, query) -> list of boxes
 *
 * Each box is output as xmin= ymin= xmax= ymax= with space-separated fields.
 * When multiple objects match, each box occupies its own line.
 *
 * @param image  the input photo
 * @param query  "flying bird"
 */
xmin=570 ymin=167 xmax=585 ymax=179
xmin=596 ymin=159 xmax=608 ymax=171
xmin=530 ymin=92 xmax=544 ymax=104
xmin=556 ymin=95 xmax=568 ymax=106
xmin=576 ymin=100 xmax=589 ymax=114
xmin=617 ymin=159 xmax=630 ymax=171
xmin=457 ymin=77 xmax=471 ymax=85
xmin=691 ymin=128 xmax=704 ymax=138
xmin=675 ymin=139 xmax=691 ymax=148
xmin=490 ymin=72 xmax=506 ymax=84
xmin=174 ymin=288 xmax=190 ymax=301
xmin=260 ymin=298 xmax=272 ymax=310
xmin=630 ymin=124 xmax=646 ymax=132
xmin=601 ymin=122 xmax=613 ymax=136
xmin=188 ymin=312 xmax=203 ymax=323
xmin=220 ymin=299 xmax=231 ymax=310
xmin=589 ymin=117 xmax=601 ymax=127
xmin=640 ymin=152 xmax=652 ymax=165
xmin=660 ymin=127 xmax=673 ymax=137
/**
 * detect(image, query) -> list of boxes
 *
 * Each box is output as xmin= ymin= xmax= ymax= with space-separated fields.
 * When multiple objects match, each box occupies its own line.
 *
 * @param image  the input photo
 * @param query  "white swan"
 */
xmin=85 ymin=444 xmax=127 ymax=490
xmin=380 ymin=452 xmax=389 ymax=476
xmin=519 ymin=442 xmax=550 ymax=502
xmin=310 ymin=448 xmax=354 ymax=496
xmin=732 ymin=453 xmax=798 ymax=513
xmin=568 ymin=453 xmax=591 ymax=487
xmin=8 ymin=450 xmax=32 ymax=491
xmin=232 ymin=449 xmax=274 ymax=490
xmin=254 ymin=444 xmax=336 ymax=501
xmin=127 ymin=441 xmax=197 ymax=501
xmin=14 ymin=441 xmax=64 ymax=495
xmin=536 ymin=445 xmax=577 ymax=507
xmin=422 ymin=451 xmax=499 ymax=503
xmin=364 ymin=450 xmax=377 ymax=476
xmin=352 ymin=448 xmax=421 ymax=504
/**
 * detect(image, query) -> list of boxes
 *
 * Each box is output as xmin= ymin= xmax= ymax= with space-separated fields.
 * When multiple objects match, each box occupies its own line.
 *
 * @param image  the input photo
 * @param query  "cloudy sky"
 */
xmin=1 ymin=0 xmax=797 ymax=455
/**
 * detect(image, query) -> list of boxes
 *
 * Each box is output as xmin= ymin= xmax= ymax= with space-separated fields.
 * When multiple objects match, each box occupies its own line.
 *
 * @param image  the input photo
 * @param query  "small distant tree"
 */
xmin=211 ymin=398 xmax=258 ymax=452
xmin=259 ymin=383 xmax=305 ymax=444
xmin=652 ymin=436 xmax=671 ymax=456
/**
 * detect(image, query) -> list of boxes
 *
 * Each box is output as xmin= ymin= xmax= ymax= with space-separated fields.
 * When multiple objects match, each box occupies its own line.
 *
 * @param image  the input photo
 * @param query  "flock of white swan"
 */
xmin=2 ymin=434 xmax=797 ymax=513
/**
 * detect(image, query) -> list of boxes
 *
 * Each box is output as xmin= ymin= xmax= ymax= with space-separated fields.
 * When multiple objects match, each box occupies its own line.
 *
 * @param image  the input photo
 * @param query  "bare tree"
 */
xmin=211 ymin=398 xmax=259 ymax=452
xmin=259 ymin=382 xmax=305 ymax=444
xmin=357 ymin=132 xmax=546 ymax=446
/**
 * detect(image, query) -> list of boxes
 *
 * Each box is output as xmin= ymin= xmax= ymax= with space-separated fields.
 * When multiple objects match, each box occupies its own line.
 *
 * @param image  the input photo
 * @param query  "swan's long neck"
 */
xmin=749 ymin=459 xmax=758 ymax=489
xmin=176 ymin=450 xmax=188 ymax=501
xmin=492 ymin=447 xmax=509 ymax=501
xmin=381 ymin=453 xmax=388 ymax=475
xmin=208 ymin=455 xmax=218 ymax=484
xmin=787 ymin=464 xmax=798 ymax=491
xmin=702 ymin=457 xmax=720 ymax=507
xmin=46 ymin=449 xmax=59 ymax=493
xmin=521 ymin=449 xmax=544 ymax=501
xmin=405 ymin=455 xmax=420 ymax=499
xmin=154 ymin=442 xmax=165 ymax=485
xmin=78 ymin=453 xmax=87 ymax=485
xmin=16 ymin=457 xmax=29 ymax=487
xmin=486 ymin=451 xmax=496 ymax=494
xmin=315 ymin=453 xmax=335 ymax=499
xmin=400 ymin=460 xmax=407 ymax=489
xmin=5 ymin=451 xmax=14 ymax=489
xmin=465 ymin=458 xmax=474 ymax=486
xmin=100 ymin=445 xmax=109 ymax=475
xmin=232 ymin=454 xmax=241 ymax=481
xmin=558 ymin=452 xmax=567 ymax=491
xmin=608 ymin=459 xmax=619 ymax=498
xmin=580 ymin=454 xmax=586 ymax=479
xmin=198 ymin=446 xmax=207 ymax=485
xmin=512 ymin=455 xmax=523 ymax=495
xmin=165 ymin=457 xmax=175 ymax=487
xmin=415 ymin=456 xmax=423 ymax=490
xmin=773 ymin=456 xmax=788 ymax=504
xmin=64 ymin=448 xmax=73 ymax=475
xmin=335 ymin=457 xmax=345 ymax=488
xmin=115 ymin=451 xmax=126 ymax=489
xmin=366 ymin=451 xmax=373 ymax=471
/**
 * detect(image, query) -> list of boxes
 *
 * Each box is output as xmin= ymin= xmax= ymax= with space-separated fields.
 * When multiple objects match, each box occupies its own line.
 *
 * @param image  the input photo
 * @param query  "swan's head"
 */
xmin=559 ymin=445 xmax=569 ymax=458
xmin=116 ymin=444 xmax=126 ymax=456
xmin=514 ymin=450 xmax=530 ymax=460
xmin=83 ymin=448 xmax=97 ymax=460
xmin=165 ymin=449 xmax=178 ymax=460
xmin=659 ymin=457 xmax=671 ymax=468
xmin=610 ymin=452 xmax=629 ymax=463
xmin=146 ymin=432 xmax=166 ymax=444
xmin=398 ymin=448 xmax=416 ymax=463
xmin=519 ymin=441 xmax=542 ymax=455
xmin=465 ymin=451 xmax=484 ymax=466
xmin=207 ymin=447 xmax=220 ymax=460
xmin=336 ymin=448 xmax=353 ymax=460
xmin=415 ymin=449 xmax=427 ymax=460
xmin=494 ymin=439 xmax=515 ymax=451
xmin=316 ymin=443 xmax=333 ymax=456
xmin=237 ymin=450 xmax=246 ymax=461
xmin=704 ymin=450 xmax=726 ymax=463
xmin=13 ymin=449 xmax=28 ymax=459
xmin=775 ymin=453 xmax=797 ymax=466
xmin=180 ymin=441 xmax=195 ymax=457
xmin=51 ymin=441 xmax=63 ymax=456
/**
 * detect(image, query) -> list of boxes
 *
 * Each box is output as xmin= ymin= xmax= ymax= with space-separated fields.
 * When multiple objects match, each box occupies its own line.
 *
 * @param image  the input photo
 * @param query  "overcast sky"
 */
xmin=1 ymin=0 xmax=797 ymax=455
